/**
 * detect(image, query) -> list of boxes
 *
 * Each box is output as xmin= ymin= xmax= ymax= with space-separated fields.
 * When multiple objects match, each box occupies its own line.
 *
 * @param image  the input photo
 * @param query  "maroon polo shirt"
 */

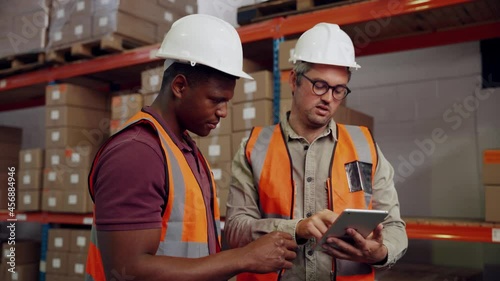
xmin=91 ymin=106 xmax=217 ymax=254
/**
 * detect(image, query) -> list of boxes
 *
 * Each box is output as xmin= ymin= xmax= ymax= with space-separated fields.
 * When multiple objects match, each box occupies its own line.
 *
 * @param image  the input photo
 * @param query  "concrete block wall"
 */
xmin=346 ymin=41 xmax=500 ymax=269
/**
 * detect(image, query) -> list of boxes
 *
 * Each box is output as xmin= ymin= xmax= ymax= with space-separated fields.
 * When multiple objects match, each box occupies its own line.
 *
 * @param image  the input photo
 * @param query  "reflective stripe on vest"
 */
xmin=239 ymin=123 xmax=377 ymax=281
xmin=86 ymin=111 xmax=220 ymax=281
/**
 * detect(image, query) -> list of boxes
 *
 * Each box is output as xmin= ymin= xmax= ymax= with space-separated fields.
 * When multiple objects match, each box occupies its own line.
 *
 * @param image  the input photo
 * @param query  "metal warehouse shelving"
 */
xmin=1 ymin=0 xmax=500 ymax=245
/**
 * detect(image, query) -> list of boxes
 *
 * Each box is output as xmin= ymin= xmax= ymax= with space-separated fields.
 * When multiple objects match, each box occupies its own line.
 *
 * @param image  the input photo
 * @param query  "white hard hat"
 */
xmin=156 ymin=14 xmax=252 ymax=79
xmin=290 ymin=23 xmax=360 ymax=70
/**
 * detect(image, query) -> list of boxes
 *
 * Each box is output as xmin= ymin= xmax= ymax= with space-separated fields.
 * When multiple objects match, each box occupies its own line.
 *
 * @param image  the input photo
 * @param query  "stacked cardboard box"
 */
xmin=0 ymin=0 xmax=50 ymax=58
xmin=17 ymin=148 xmax=44 ymax=211
xmin=45 ymin=228 xmax=91 ymax=281
xmin=1 ymin=240 xmax=40 ymax=281
xmin=140 ymin=65 xmax=162 ymax=96
xmin=110 ymin=92 xmax=143 ymax=135
xmin=47 ymin=0 xmax=194 ymax=49
xmin=198 ymin=128 xmax=233 ymax=217
xmin=0 ymin=126 xmax=22 ymax=210
xmin=43 ymin=83 xmax=109 ymax=213
xmin=483 ymin=149 xmax=500 ymax=222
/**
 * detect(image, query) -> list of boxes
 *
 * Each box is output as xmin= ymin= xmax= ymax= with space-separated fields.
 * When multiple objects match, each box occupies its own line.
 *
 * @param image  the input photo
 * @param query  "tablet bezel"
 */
xmin=314 ymin=208 xmax=389 ymax=251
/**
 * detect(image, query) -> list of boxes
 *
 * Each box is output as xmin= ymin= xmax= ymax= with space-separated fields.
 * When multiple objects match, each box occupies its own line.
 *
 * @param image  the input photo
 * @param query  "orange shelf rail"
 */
xmin=405 ymin=219 xmax=500 ymax=243
xmin=0 ymin=44 xmax=161 ymax=93
xmin=278 ymin=0 xmax=475 ymax=37
xmin=3 ymin=211 xmax=499 ymax=243
xmin=238 ymin=17 xmax=282 ymax=43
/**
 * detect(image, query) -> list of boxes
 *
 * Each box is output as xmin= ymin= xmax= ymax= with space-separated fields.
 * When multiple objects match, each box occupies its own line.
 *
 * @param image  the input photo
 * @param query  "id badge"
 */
xmin=344 ymin=161 xmax=373 ymax=194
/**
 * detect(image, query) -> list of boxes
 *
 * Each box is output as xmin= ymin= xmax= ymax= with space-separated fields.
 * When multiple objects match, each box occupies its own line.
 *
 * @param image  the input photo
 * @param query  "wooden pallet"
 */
xmin=237 ymin=0 xmax=363 ymax=25
xmin=46 ymin=34 xmax=148 ymax=64
xmin=0 ymin=52 xmax=45 ymax=77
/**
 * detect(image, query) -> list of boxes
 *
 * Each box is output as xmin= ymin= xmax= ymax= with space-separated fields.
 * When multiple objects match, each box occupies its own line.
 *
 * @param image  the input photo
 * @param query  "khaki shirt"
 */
xmin=225 ymin=116 xmax=408 ymax=281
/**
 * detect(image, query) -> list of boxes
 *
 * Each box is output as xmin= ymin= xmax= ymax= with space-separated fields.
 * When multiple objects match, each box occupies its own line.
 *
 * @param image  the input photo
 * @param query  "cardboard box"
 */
xmin=0 ymin=126 xmax=22 ymax=144
xmin=0 ymin=15 xmax=12 ymax=37
xmin=0 ymin=143 xmax=21 ymax=160
xmin=231 ymin=130 xmax=251 ymax=157
xmin=233 ymin=70 xmax=273 ymax=104
xmin=280 ymin=81 xmax=292 ymax=99
xmin=17 ymin=190 xmax=41 ymax=211
xmin=45 ymin=274 xmax=68 ymax=281
xmin=41 ymin=189 xmax=64 ymax=212
xmin=2 ymin=240 xmax=40 ymax=265
xmin=67 ymin=253 xmax=87 ymax=277
xmin=112 ymin=0 xmax=172 ymax=26
xmin=18 ymin=169 xmax=43 ymax=190
xmin=483 ymin=149 xmax=500 ymax=185
xmin=157 ymin=0 xmax=197 ymax=14
xmin=485 ymin=186 xmax=500 ymax=222
xmin=198 ymin=135 xmax=232 ymax=164
xmin=70 ymin=230 xmax=91 ymax=253
xmin=93 ymin=10 xmax=156 ymax=44
xmin=0 ymin=0 xmax=50 ymax=13
xmin=45 ymin=147 xmax=96 ymax=170
xmin=11 ymin=10 xmax=49 ymax=54
xmin=50 ymin=0 xmax=93 ymax=26
xmin=141 ymin=67 xmax=163 ymax=94
xmin=62 ymin=189 xmax=93 ymax=213
xmin=43 ymin=167 xmax=65 ymax=189
xmin=45 ymin=106 xmax=110 ymax=129
xmin=209 ymin=116 xmax=232 ymax=136
xmin=278 ymin=39 xmax=297 ymax=70
xmin=279 ymin=98 xmax=292 ymax=122
xmin=210 ymin=161 xmax=232 ymax=190
xmin=232 ymin=100 xmax=274 ymax=132
xmin=143 ymin=92 xmax=158 ymax=106
xmin=218 ymin=188 xmax=229 ymax=218
xmin=46 ymin=84 xmax=108 ymax=110
xmin=242 ymin=58 xmax=266 ymax=73
xmin=6 ymin=262 xmax=38 ymax=281
xmin=111 ymin=93 xmax=143 ymax=120
xmin=64 ymin=169 xmax=89 ymax=190
xmin=334 ymin=105 xmax=374 ymax=133
xmin=46 ymin=126 xmax=109 ymax=149
xmin=19 ymin=148 xmax=44 ymax=169
xmin=48 ymin=228 xmax=72 ymax=252
xmin=46 ymin=251 xmax=69 ymax=275
xmin=48 ymin=22 xmax=72 ymax=47
xmin=110 ymin=118 xmax=128 ymax=135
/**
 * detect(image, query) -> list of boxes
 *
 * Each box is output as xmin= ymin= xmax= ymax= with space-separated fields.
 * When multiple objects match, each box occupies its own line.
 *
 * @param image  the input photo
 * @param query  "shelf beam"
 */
xmin=278 ymin=0 xmax=475 ymax=37
xmin=238 ymin=18 xmax=282 ymax=43
xmin=406 ymin=222 xmax=499 ymax=243
xmin=356 ymin=21 xmax=500 ymax=56
xmin=0 ymin=44 xmax=161 ymax=93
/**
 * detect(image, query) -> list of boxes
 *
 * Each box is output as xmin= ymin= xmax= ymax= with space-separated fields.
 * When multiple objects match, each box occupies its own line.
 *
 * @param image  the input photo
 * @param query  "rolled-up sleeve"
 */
xmin=371 ymin=146 xmax=408 ymax=268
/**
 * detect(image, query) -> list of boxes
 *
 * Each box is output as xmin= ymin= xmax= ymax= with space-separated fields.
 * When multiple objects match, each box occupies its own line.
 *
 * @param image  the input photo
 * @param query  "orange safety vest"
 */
xmin=85 ymin=111 xmax=221 ymax=281
xmin=237 ymin=123 xmax=377 ymax=281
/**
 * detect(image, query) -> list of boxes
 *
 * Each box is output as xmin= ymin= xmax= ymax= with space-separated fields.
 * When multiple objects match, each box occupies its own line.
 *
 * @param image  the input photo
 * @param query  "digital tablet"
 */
xmin=314 ymin=209 xmax=389 ymax=251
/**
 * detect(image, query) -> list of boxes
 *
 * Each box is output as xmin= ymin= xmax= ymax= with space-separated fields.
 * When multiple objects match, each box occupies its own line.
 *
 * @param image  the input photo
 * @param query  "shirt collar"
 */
xmin=142 ymin=106 xmax=194 ymax=152
xmin=281 ymin=111 xmax=338 ymax=141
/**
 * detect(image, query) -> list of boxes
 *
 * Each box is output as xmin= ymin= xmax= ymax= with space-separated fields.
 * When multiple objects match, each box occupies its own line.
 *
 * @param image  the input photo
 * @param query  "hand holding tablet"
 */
xmin=314 ymin=209 xmax=388 ymax=251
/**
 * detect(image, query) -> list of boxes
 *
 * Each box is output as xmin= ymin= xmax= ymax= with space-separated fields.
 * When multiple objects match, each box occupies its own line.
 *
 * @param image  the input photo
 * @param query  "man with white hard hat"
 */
xmin=85 ymin=14 xmax=297 ymax=281
xmin=226 ymin=23 xmax=408 ymax=281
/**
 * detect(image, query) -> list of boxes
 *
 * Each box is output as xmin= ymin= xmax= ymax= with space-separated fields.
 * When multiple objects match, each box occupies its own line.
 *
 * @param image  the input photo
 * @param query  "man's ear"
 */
xmin=171 ymin=74 xmax=188 ymax=99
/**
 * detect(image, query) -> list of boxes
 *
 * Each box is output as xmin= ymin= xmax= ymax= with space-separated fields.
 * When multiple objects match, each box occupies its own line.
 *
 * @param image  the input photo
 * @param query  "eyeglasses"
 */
xmin=301 ymin=74 xmax=351 ymax=100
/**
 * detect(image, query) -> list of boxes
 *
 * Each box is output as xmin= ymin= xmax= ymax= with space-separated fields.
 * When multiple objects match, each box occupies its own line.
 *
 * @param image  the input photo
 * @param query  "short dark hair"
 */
xmin=160 ymin=62 xmax=237 ymax=93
